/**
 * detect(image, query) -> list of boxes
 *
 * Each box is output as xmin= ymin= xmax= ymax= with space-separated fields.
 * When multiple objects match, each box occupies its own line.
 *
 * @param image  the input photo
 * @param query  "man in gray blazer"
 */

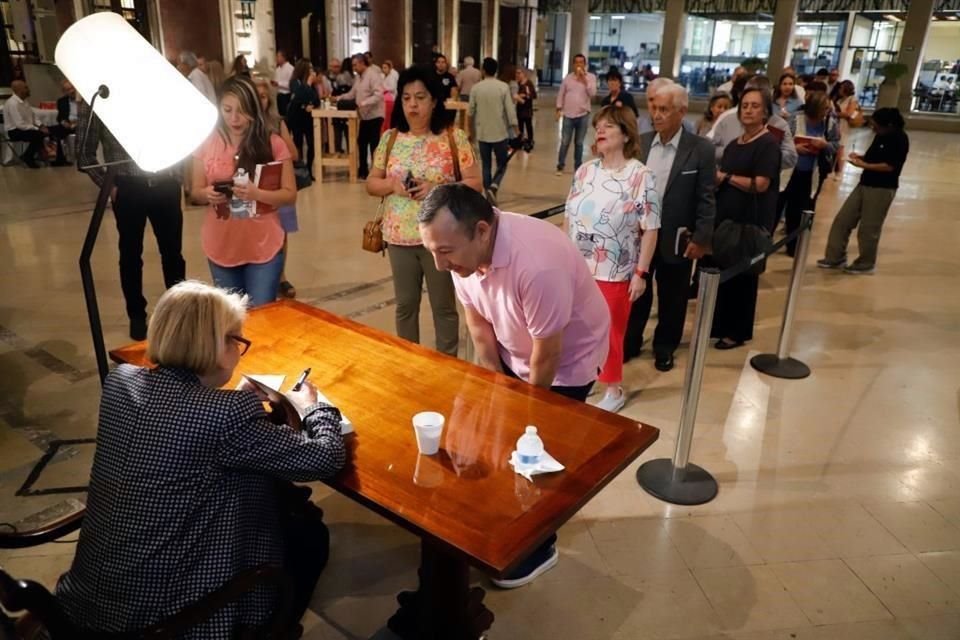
xmin=625 ymin=83 xmax=716 ymax=372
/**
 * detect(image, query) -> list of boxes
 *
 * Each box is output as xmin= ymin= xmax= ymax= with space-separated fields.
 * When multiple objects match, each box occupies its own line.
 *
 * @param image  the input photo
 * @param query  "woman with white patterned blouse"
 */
xmin=56 ymin=281 xmax=346 ymax=638
xmin=565 ymin=105 xmax=661 ymax=414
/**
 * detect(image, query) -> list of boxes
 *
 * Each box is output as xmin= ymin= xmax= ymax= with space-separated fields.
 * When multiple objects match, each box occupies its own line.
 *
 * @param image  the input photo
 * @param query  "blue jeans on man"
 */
xmin=478 ymin=139 xmax=510 ymax=190
xmin=557 ymin=114 xmax=589 ymax=171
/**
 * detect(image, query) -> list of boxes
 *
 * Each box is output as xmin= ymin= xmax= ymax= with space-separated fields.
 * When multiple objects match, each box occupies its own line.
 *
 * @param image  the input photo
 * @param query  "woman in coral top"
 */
xmin=191 ymin=76 xmax=297 ymax=306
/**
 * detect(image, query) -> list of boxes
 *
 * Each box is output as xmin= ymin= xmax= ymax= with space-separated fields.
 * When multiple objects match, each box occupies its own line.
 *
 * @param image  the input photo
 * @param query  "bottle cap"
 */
xmin=525 ymin=425 xmax=537 ymax=435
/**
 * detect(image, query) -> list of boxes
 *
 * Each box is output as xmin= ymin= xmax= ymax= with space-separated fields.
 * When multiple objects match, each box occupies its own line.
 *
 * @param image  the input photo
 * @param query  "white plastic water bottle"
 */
xmin=230 ymin=168 xmax=250 ymax=219
xmin=516 ymin=426 xmax=544 ymax=470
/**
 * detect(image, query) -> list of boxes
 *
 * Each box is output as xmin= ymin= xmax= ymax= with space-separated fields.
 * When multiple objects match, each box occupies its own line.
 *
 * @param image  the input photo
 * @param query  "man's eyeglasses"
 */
xmin=228 ymin=334 xmax=251 ymax=356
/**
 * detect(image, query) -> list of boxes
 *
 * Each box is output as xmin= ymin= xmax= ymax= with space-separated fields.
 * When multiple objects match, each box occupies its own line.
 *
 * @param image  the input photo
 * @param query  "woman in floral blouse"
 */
xmin=366 ymin=66 xmax=482 ymax=356
xmin=565 ymin=105 xmax=660 ymax=414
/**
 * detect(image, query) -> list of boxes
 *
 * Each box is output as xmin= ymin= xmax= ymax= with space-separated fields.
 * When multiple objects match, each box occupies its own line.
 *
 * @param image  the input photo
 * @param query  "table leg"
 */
xmin=326 ymin=119 xmax=335 ymax=155
xmin=313 ymin=117 xmax=322 ymax=181
xmin=348 ymin=119 xmax=359 ymax=183
xmin=387 ymin=540 xmax=494 ymax=640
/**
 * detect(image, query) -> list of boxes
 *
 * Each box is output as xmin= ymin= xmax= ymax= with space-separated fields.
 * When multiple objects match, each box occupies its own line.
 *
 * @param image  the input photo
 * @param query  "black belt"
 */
xmin=115 ymin=174 xmax=178 ymax=189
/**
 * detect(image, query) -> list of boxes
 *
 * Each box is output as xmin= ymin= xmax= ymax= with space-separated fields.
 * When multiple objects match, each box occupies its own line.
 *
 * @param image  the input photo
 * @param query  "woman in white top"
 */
xmin=833 ymin=80 xmax=859 ymax=176
xmin=564 ymin=104 xmax=660 ymax=414
xmin=381 ymin=60 xmax=399 ymax=99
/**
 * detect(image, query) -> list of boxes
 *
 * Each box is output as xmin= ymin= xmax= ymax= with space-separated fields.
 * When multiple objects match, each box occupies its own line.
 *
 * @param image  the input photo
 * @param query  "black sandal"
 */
xmin=279 ymin=281 xmax=297 ymax=299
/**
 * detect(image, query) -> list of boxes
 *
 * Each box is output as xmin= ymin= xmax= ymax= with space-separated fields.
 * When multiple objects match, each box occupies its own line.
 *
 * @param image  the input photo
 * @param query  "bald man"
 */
xmin=3 ymin=80 xmax=58 ymax=167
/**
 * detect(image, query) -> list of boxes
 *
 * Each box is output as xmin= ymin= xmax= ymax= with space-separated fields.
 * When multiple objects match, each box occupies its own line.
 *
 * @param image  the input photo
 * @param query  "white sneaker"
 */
xmin=594 ymin=389 xmax=626 ymax=413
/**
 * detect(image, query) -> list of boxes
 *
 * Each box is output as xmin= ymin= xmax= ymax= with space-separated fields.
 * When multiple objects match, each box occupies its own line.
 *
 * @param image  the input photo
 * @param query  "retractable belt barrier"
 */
xmin=637 ymin=210 xmax=816 ymax=505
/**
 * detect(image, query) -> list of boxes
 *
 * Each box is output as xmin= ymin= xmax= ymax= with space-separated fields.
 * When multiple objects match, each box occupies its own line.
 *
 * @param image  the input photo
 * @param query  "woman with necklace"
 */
xmin=565 ymin=105 xmax=660 ymax=414
xmin=712 ymin=87 xmax=781 ymax=350
xmin=366 ymin=65 xmax=482 ymax=356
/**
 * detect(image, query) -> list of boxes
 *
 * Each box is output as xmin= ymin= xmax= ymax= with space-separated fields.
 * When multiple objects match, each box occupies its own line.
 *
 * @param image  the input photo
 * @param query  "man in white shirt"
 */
xmin=334 ymin=53 xmax=384 ymax=179
xmin=716 ymin=65 xmax=745 ymax=96
xmin=273 ymin=50 xmax=295 ymax=115
xmin=457 ymin=56 xmax=482 ymax=101
xmin=179 ymin=51 xmax=216 ymax=104
xmin=3 ymin=80 xmax=49 ymax=168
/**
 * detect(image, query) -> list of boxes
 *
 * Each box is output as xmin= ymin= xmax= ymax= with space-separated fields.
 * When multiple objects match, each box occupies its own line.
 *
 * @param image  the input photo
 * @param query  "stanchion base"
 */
xmin=750 ymin=354 xmax=811 ymax=379
xmin=636 ymin=458 xmax=718 ymax=506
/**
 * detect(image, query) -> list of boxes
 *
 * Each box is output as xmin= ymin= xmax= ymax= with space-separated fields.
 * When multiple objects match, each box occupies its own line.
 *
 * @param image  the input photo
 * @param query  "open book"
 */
xmin=243 ymin=375 xmax=354 ymax=435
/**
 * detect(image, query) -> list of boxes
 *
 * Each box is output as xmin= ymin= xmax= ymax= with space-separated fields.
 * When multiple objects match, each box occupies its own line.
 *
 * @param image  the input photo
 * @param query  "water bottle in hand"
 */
xmin=516 ymin=426 xmax=544 ymax=470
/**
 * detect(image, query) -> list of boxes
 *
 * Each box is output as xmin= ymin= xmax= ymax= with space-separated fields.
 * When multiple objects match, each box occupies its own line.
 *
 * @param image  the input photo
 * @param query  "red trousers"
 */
xmin=597 ymin=280 xmax=631 ymax=384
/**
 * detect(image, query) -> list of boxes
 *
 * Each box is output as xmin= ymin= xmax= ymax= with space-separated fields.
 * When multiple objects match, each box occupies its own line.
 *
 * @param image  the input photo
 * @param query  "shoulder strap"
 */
xmin=447 ymin=128 xmax=462 ymax=182
xmin=383 ymin=128 xmax=399 ymax=167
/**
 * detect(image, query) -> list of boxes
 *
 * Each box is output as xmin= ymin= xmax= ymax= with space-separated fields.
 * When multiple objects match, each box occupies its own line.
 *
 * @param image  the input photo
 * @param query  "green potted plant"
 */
xmin=877 ymin=62 xmax=909 ymax=108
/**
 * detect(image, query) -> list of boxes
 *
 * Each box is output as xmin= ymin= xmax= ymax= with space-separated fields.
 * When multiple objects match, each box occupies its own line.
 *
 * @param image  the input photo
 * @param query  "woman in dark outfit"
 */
xmin=601 ymin=68 xmax=638 ymax=117
xmin=712 ymin=87 xmax=781 ymax=349
xmin=285 ymin=58 xmax=320 ymax=180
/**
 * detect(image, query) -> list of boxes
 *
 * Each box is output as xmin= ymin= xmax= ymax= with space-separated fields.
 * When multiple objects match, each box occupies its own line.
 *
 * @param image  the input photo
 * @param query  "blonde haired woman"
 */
xmin=56 ymin=281 xmax=346 ymax=637
xmin=565 ymin=105 xmax=660 ymax=413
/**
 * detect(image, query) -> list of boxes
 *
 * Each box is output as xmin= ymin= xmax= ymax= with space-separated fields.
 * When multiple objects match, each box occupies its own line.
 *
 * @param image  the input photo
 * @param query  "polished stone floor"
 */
xmin=2 ymin=100 xmax=959 ymax=639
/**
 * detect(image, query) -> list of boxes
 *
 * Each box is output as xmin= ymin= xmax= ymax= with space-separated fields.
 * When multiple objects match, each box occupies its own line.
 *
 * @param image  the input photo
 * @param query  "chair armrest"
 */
xmin=0 ymin=502 xmax=85 ymax=550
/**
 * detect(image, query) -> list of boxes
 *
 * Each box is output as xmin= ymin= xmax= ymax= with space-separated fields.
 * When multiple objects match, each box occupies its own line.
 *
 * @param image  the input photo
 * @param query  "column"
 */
xmin=369 ymin=0 xmax=407 ymax=68
xmin=325 ymin=0 xmax=350 ymax=64
xmin=441 ymin=0 xmax=459 ymax=63
xmin=253 ymin=0 xmax=276 ymax=74
xmin=568 ymin=0 xmax=587 ymax=69
xmin=897 ymin=0 xmax=936 ymax=112
xmin=836 ymin=11 xmax=857 ymax=79
xmin=657 ymin=0 xmax=685 ymax=80
xmin=483 ymin=0 xmax=499 ymax=61
xmin=767 ymin=0 xmax=799 ymax=77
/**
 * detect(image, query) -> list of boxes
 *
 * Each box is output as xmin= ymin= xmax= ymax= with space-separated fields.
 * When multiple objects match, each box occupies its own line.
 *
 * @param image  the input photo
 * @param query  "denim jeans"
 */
xmin=478 ymin=139 xmax=510 ymax=190
xmin=557 ymin=114 xmax=589 ymax=171
xmin=208 ymin=249 xmax=285 ymax=307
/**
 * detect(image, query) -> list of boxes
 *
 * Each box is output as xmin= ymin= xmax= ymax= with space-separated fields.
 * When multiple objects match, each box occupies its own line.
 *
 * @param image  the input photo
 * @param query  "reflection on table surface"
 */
xmin=110 ymin=300 xmax=659 ymax=576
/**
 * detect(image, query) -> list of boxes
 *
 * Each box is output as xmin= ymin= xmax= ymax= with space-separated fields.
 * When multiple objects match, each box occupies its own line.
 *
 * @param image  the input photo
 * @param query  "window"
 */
xmin=790 ymin=19 xmax=846 ymax=75
xmin=914 ymin=14 xmax=960 ymax=116
xmin=587 ymin=13 xmax=664 ymax=89
xmin=679 ymin=15 xmax=772 ymax=96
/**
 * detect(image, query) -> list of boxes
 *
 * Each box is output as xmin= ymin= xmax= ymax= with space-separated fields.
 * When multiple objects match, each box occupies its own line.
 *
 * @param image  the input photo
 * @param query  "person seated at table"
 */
xmin=418 ymin=183 xmax=610 ymax=588
xmin=56 ymin=79 xmax=79 ymax=132
xmin=192 ymin=76 xmax=297 ymax=306
xmin=55 ymin=280 xmax=347 ymax=638
xmin=3 ymin=80 xmax=68 ymax=167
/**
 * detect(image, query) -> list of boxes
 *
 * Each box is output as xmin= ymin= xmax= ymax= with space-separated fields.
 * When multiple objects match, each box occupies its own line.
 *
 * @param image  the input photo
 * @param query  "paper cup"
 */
xmin=412 ymin=411 xmax=445 ymax=455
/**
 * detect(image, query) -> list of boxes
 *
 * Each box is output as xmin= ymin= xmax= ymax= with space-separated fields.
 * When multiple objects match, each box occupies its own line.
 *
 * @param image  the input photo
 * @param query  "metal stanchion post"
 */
xmin=751 ymin=210 xmax=815 ymax=379
xmin=637 ymin=268 xmax=720 ymax=505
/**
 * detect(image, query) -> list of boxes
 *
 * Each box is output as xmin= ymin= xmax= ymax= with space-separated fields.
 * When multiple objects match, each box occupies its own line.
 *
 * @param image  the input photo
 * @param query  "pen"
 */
xmin=291 ymin=367 xmax=311 ymax=392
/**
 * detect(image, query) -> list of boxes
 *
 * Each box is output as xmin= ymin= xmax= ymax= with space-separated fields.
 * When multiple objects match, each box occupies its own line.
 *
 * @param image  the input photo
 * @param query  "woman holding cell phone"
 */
xmin=191 ymin=76 xmax=297 ymax=307
xmin=365 ymin=65 xmax=482 ymax=356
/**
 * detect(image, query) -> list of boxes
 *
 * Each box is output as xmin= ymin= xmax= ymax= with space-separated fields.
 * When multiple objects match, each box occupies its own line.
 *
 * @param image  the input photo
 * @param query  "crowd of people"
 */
xmin=5 ymin=49 xmax=915 ymax=639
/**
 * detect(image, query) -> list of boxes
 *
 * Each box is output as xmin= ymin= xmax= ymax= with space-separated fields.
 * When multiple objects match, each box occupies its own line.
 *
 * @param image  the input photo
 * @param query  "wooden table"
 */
xmin=312 ymin=108 xmax=359 ymax=182
xmin=444 ymin=99 xmax=472 ymax=140
xmin=110 ymin=300 xmax=659 ymax=639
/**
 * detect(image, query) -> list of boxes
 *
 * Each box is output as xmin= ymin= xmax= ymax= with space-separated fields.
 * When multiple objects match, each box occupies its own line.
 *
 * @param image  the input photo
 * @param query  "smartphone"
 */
xmin=213 ymin=180 xmax=233 ymax=197
xmin=403 ymin=171 xmax=417 ymax=191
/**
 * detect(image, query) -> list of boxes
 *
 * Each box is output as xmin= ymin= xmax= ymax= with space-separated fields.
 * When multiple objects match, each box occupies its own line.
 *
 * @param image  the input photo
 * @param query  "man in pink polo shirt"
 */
xmin=418 ymin=183 xmax=610 ymax=587
xmin=555 ymin=52 xmax=597 ymax=176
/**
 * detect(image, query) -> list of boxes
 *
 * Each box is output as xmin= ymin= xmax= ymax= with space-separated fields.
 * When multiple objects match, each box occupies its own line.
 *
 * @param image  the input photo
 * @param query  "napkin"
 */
xmin=508 ymin=450 xmax=564 ymax=481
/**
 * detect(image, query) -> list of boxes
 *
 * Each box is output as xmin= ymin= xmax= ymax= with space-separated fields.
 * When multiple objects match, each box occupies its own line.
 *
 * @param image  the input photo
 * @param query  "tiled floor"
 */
xmin=2 ymin=97 xmax=959 ymax=639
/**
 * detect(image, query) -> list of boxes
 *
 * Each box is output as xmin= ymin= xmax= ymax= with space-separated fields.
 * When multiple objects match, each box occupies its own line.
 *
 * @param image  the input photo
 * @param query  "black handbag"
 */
xmin=711 ymin=217 xmax=773 ymax=275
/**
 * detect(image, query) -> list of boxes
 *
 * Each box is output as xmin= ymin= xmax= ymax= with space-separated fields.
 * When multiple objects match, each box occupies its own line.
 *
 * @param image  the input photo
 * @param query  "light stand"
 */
xmin=77 ymin=85 xmax=133 ymax=385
